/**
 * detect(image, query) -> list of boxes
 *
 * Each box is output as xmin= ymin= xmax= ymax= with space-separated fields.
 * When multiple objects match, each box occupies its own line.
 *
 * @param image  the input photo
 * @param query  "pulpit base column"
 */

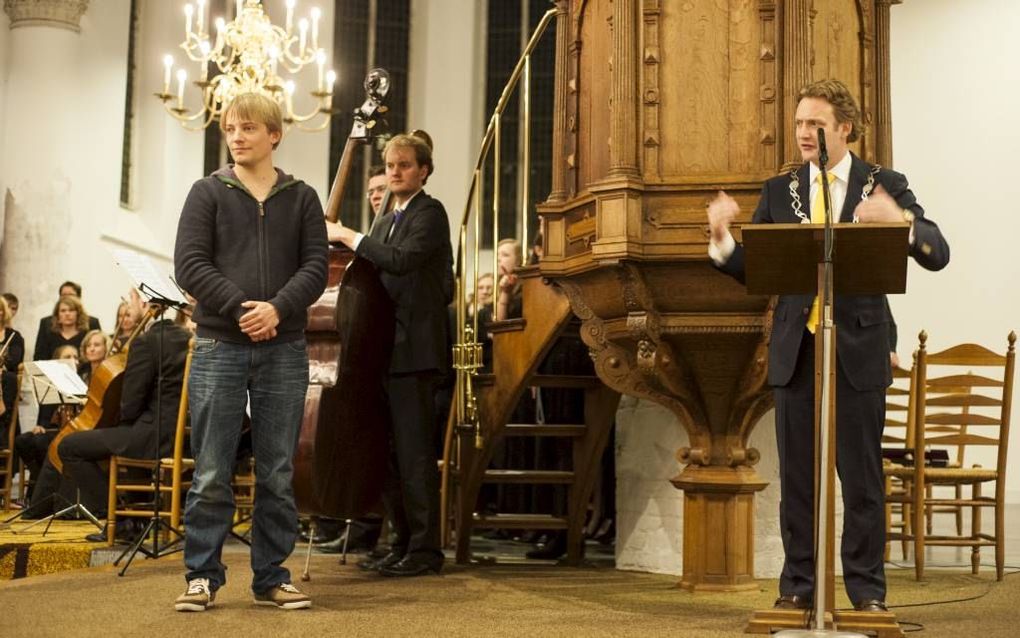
xmin=671 ymin=465 xmax=768 ymax=592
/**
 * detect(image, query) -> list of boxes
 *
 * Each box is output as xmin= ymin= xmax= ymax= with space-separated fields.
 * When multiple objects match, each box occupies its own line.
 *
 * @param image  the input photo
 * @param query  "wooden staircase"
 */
xmin=447 ymin=267 xmax=619 ymax=565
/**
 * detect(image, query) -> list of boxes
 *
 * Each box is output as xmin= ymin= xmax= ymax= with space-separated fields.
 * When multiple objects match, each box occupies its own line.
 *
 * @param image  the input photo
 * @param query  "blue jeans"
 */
xmin=183 ymin=337 xmax=309 ymax=593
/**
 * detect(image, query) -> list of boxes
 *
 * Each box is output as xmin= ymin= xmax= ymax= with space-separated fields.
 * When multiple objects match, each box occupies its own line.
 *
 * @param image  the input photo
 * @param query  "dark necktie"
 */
xmin=386 ymin=209 xmax=403 ymax=242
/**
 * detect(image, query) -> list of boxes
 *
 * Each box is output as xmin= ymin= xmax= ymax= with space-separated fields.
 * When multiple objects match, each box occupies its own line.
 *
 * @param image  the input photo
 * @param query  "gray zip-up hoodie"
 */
xmin=173 ymin=166 xmax=328 ymax=344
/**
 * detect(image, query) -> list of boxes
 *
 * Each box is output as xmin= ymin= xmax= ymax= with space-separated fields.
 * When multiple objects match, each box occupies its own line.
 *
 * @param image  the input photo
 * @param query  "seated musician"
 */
xmin=21 ymin=306 xmax=192 ymax=533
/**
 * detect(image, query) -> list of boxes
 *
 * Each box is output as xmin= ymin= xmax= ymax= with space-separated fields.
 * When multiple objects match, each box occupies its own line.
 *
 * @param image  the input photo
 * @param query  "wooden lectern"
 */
xmin=742 ymin=223 xmax=909 ymax=638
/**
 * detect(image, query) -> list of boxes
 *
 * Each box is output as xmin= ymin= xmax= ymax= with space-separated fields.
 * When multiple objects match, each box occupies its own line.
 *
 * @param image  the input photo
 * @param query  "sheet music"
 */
xmin=111 ymin=247 xmax=187 ymax=304
xmin=27 ymin=360 xmax=87 ymax=405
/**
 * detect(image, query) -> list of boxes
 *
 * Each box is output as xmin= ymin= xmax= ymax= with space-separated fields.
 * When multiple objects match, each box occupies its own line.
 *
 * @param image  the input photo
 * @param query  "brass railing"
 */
xmin=441 ymin=8 xmax=557 ymax=541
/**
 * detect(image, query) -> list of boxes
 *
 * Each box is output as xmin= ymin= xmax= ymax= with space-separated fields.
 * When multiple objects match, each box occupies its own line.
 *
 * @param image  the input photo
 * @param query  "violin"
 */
xmin=292 ymin=69 xmax=395 ymax=519
xmin=47 ymin=305 xmax=157 ymax=473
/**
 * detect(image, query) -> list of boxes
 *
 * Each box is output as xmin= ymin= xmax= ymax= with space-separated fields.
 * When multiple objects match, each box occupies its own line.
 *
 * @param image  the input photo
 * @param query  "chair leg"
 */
xmin=902 ymin=500 xmax=912 ymax=561
xmin=914 ymin=479 xmax=926 ymax=581
xmin=107 ymin=457 xmax=119 ymax=548
xmin=955 ymin=484 xmax=964 ymax=536
xmin=925 ymin=483 xmax=934 ymax=535
xmin=995 ymin=486 xmax=1005 ymax=581
xmin=971 ymin=481 xmax=982 ymax=575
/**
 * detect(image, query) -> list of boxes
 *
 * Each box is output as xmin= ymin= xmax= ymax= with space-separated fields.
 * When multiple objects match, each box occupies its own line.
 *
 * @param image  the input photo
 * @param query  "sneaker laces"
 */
xmin=278 ymin=583 xmax=301 ymax=594
xmin=187 ymin=578 xmax=211 ymax=595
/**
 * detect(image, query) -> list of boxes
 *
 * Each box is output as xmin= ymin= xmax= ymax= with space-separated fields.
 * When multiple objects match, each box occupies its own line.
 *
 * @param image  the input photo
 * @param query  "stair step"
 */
xmin=483 ymin=470 xmax=575 ymax=484
xmin=472 ymin=513 xmax=569 ymax=530
xmin=530 ymin=374 xmax=601 ymax=389
xmin=489 ymin=318 xmax=526 ymax=334
xmin=473 ymin=374 xmax=601 ymax=390
xmin=504 ymin=423 xmax=586 ymax=437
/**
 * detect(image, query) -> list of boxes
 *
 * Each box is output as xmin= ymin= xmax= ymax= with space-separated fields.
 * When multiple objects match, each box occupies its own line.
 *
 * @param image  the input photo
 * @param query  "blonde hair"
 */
xmin=114 ymin=301 xmax=141 ymax=336
xmin=220 ymin=93 xmax=284 ymax=149
xmin=52 ymin=344 xmax=79 ymax=361
xmin=80 ymin=329 xmax=110 ymax=361
xmin=797 ymin=79 xmax=863 ymax=143
xmin=383 ymin=133 xmax=434 ymax=183
xmin=497 ymin=238 xmax=523 ymax=267
xmin=0 ymin=296 xmax=10 ymax=328
xmin=50 ymin=295 xmax=89 ymax=334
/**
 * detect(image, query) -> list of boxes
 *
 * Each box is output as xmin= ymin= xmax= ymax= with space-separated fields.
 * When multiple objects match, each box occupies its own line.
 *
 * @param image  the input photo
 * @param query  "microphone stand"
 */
xmin=115 ymin=287 xmax=187 ymax=576
xmin=777 ymin=130 xmax=863 ymax=637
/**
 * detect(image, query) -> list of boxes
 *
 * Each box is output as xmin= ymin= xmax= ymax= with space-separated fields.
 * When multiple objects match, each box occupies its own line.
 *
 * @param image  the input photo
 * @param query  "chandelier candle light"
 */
xmin=157 ymin=0 xmax=336 ymax=131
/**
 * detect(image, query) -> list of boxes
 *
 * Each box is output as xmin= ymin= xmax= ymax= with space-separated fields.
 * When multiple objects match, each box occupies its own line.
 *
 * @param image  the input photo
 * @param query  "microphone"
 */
xmin=817 ymin=127 xmax=828 ymax=166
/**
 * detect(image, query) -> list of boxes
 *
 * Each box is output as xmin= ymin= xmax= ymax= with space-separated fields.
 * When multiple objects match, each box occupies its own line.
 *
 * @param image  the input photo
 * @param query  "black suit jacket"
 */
xmin=356 ymin=191 xmax=455 ymax=374
xmin=108 ymin=319 xmax=191 ymax=459
xmin=718 ymin=153 xmax=950 ymax=391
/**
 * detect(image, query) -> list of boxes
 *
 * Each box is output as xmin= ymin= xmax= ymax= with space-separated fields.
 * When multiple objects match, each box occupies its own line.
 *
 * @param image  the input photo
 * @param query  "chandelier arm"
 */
xmin=287 ymin=101 xmax=332 ymax=124
xmin=163 ymin=102 xmax=211 ymax=124
xmin=288 ymin=116 xmax=332 ymax=133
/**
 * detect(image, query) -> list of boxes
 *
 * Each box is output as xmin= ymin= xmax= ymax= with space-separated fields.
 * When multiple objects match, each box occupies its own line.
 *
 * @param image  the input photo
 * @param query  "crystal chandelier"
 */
xmin=157 ymin=0 xmax=335 ymax=131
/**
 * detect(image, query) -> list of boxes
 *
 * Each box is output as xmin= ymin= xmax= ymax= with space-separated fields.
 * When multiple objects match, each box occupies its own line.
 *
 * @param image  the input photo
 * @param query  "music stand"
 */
xmin=1 ymin=362 xmax=102 ymax=534
xmin=108 ymin=248 xmax=189 ymax=575
xmin=741 ymin=222 xmax=909 ymax=638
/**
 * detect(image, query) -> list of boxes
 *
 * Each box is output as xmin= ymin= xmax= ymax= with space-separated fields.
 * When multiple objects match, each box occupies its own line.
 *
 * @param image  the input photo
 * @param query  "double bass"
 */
xmin=47 ymin=306 xmax=156 ymax=473
xmin=292 ymin=69 xmax=395 ymax=519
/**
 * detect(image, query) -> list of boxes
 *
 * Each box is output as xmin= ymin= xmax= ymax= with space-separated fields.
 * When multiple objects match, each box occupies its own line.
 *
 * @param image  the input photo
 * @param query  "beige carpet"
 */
xmin=0 ymin=552 xmax=1016 ymax=637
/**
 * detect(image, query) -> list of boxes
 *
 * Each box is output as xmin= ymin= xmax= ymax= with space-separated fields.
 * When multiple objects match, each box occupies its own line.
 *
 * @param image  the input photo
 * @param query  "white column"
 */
xmin=0 ymin=1 xmax=90 ymax=353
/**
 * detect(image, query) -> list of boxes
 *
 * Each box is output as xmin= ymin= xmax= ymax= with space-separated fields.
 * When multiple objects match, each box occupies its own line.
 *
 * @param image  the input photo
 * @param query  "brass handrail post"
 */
xmin=520 ymin=54 xmax=531 ymax=264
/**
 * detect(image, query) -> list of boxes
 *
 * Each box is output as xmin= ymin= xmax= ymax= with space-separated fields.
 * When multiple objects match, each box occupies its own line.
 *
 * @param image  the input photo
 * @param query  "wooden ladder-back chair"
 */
xmin=883 ymin=363 xmax=915 ymax=561
xmin=888 ymin=330 xmax=1016 ymax=580
xmin=1 ymin=366 xmax=24 ymax=509
xmin=105 ymin=342 xmax=194 ymax=545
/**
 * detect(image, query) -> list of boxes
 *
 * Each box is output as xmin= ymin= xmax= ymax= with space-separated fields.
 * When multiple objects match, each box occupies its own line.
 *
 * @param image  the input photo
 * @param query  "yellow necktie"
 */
xmin=806 ymin=173 xmax=836 ymax=334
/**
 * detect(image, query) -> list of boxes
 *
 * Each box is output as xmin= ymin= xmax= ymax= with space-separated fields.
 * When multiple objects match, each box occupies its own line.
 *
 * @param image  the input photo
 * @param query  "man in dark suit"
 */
xmin=330 ymin=133 xmax=454 ymax=576
xmin=707 ymin=79 xmax=949 ymax=612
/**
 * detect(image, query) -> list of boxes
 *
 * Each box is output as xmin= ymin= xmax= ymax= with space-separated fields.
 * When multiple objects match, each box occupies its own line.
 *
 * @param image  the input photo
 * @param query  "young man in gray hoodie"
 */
xmin=173 ymin=93 xmax=328 ymax=612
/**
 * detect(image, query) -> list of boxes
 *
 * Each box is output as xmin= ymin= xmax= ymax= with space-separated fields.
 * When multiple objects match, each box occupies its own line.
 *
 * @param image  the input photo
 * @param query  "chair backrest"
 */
xmin=170 ymin=340 xmax=194 ymax=474
xmin=883 ymin=363 xmax=915 ymax=448
xmin=912 ymin=331 xmax=1017 ymax=484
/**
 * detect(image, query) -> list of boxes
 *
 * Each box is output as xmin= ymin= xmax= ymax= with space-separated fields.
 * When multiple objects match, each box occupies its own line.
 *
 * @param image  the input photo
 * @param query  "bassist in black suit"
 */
xmin=330 ymin=133 xmax=454 ymax=576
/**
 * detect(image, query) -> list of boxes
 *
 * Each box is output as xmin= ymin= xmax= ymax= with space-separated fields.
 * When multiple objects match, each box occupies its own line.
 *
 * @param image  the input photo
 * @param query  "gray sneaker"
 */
xmin=175 ymin=578 xmax=215 ymax=612
xmin=253 ymin=582 xmax=312 ymax=610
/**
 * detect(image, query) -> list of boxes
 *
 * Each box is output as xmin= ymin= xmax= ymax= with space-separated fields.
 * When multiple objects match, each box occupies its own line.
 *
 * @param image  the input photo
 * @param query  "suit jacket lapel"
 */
xmin=840 ymin=153 xmax=867 ymax=222
xmin=372 ymin=211 xmax=395 ymax=242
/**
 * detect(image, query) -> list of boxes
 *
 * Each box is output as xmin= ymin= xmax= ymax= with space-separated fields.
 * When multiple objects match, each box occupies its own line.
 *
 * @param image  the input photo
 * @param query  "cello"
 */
xmin=47 ymin=305 xmax=156 ymax=473
xmin=292 ymin=69 xmax=395 ymax=519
